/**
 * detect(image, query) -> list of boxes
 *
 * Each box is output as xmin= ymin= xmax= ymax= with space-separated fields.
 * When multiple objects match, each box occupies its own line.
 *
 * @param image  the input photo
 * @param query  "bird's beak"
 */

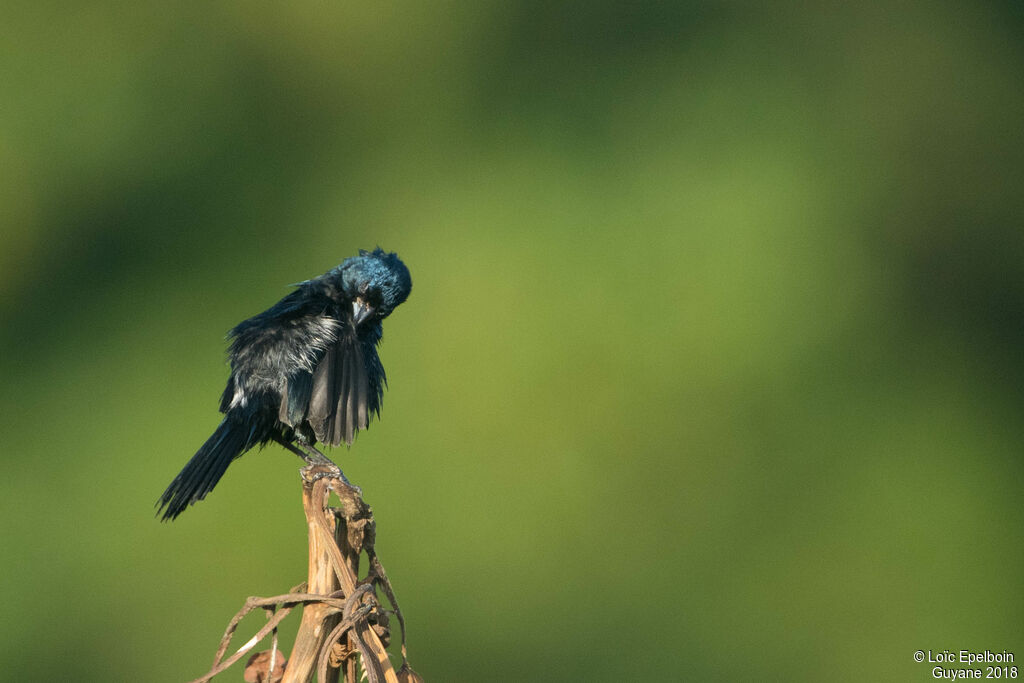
xmin=352 ymin=297 xmax=374 ymax=326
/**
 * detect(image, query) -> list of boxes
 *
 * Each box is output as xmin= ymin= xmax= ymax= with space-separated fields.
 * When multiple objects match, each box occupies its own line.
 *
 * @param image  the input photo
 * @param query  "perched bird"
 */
xmin=158 ymin=248 xmax=412 ymax=521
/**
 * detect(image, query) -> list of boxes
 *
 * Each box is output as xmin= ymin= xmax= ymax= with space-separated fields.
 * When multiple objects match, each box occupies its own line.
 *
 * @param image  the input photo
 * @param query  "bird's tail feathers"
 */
xmin=157 ymin=418 xmax=252 ymax=521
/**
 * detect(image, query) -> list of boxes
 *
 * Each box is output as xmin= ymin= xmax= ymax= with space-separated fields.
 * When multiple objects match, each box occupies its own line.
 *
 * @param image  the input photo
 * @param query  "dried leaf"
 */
xmin=397 ymin=662 xmax=425 ymax=683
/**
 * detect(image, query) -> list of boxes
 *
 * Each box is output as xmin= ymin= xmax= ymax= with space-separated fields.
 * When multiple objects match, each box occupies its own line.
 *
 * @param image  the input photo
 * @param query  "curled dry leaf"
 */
xmin=397 ymin=662 xmax=425 ymax=683
xmin=329 ymin=640 xmax=355 ymax=668
xmin=370 ymin=605 xmax=391 ymax=646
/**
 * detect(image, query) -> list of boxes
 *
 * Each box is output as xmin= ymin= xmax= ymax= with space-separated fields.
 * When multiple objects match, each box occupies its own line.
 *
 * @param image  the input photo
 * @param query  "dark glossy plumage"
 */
xmin=157 ymin=248 xmax=411 ymax=521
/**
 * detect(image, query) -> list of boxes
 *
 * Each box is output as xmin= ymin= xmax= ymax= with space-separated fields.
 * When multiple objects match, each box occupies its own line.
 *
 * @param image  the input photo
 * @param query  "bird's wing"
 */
xmin=278 ymin=332 xmax=385 ymax=447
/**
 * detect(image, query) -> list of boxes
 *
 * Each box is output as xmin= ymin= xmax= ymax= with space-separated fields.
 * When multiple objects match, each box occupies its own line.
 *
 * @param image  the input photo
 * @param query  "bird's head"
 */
xmin=338 ymin=248 xmax=412 ymax=325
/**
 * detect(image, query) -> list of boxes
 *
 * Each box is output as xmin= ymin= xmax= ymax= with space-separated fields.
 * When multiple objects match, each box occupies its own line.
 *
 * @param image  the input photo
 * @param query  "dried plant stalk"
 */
xmin=187 ymin=464 xmax=419 ymax=683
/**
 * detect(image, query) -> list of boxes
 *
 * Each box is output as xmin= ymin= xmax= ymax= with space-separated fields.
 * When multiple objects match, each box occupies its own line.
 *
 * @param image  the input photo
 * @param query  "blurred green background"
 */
xmin=2 ymin=2 xmax=1022 ymax=681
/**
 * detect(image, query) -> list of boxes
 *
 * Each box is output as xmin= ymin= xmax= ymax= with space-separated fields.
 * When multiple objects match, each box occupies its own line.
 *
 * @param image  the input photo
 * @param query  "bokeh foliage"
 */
xmin=1 ymin=2 xmax=1022 ymax=681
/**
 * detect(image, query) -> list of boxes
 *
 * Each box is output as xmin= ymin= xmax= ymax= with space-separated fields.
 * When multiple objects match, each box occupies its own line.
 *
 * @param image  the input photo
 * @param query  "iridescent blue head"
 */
xmin=338 ymin=248 xmax=412 ymax=326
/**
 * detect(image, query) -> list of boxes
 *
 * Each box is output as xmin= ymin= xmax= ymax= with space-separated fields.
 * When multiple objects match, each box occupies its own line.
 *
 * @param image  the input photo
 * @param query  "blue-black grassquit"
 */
xmin=157 ymin=248 xmax=411 ymax=520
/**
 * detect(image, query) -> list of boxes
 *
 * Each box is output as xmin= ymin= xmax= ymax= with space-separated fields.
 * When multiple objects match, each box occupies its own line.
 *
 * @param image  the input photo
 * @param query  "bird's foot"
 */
xmin=277 ymin=435 xmax=361 ymax=494
xmin=300 ymin=462 xmax=362 ymax=497
xmin=301 ymin=460 xmax=341 ymax=481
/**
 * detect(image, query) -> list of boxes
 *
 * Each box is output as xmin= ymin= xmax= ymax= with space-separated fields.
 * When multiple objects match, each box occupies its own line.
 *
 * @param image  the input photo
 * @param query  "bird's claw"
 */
xmin=301 ymin=462 xmax=342 ymax=481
